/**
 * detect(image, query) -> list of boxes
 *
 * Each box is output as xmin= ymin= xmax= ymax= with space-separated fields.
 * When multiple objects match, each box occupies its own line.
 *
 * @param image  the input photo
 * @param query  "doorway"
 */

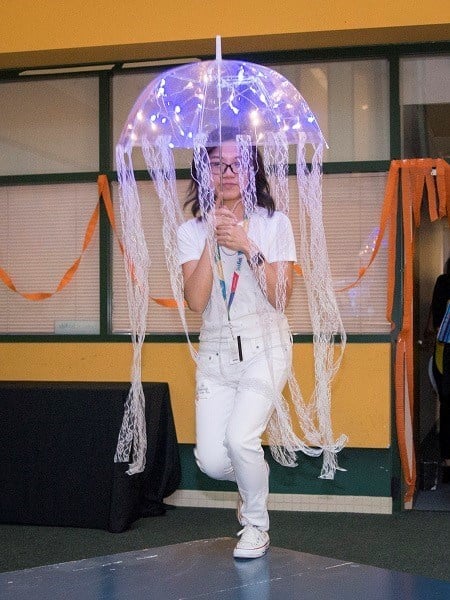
xmin=414 ymin=215 xmax=450 ymax=510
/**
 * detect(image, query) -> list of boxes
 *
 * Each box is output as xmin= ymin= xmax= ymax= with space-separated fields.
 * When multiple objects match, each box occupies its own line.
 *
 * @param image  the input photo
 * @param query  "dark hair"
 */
xmin=445 ymin=256 xmax=450 ymax=275
xmin=184 ymin=129 xmax=275 ymax=218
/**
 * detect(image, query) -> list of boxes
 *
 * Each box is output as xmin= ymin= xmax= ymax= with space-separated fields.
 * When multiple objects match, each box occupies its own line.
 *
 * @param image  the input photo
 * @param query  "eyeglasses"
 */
xmin=210 ymin=160 xmax=243 ymax=175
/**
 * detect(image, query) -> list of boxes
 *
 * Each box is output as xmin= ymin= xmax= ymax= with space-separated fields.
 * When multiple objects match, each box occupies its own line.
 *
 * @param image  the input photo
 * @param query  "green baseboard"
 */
xmin=177 ymin=444 xmax=393 ymax=497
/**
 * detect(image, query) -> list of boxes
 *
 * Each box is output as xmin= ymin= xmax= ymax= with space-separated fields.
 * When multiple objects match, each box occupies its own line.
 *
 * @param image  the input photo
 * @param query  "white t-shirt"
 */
xmin=177 ymin=207 xmax=297 ymax=335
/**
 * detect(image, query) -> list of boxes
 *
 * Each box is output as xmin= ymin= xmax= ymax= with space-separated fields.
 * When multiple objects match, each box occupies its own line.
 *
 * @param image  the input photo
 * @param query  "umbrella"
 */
xmin=118 ymin=42 xmax=325 ymax=152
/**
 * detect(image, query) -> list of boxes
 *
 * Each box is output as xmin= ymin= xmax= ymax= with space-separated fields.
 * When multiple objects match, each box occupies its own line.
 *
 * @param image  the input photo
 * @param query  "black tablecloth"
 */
xmin=0 ymin=381 xmax=181 ymax=532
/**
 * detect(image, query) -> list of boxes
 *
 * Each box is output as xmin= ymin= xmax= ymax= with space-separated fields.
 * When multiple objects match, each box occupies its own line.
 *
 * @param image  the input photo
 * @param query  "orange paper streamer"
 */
xmin=384 ymin=159 xmax=449 ymax=505
xmin=0 ymin=198 xmax=99 ymax=301
xmin=0 ymin=175 xmax=181 ymax=308
xmin=97 ymin=174 xmax=184 ymax=308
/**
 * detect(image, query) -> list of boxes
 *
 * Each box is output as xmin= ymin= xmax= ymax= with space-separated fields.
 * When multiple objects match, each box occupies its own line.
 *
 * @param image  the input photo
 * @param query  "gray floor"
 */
xmin=1 ymin=537 xmax=450 ymax=600
xmin=415 ymin=454 xmax=450 ymax=511
xmin=415 ymin=484 xmax=450 ymax=511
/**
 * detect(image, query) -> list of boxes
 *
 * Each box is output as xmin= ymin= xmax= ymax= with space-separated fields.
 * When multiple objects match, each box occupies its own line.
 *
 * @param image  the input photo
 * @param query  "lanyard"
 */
xmin=214 ymin=218 xmax=249 ymax=325
xmin=214 ymin=246 xmax=244 ymax=323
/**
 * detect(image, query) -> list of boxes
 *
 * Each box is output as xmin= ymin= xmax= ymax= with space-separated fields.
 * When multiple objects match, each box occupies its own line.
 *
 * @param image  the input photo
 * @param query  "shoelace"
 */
xmin=237 ymin=525 xmax=265 ymax=545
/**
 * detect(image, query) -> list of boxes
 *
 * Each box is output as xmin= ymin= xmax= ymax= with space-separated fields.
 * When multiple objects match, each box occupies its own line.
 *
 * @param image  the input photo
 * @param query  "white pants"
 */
xmin=194 ymin=320 xmax=291 ymax=531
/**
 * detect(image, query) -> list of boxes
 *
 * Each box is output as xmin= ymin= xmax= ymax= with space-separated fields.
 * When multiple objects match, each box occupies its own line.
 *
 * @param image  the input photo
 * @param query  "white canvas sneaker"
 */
xmin=233 ymin=525 xmax=270 ymax=559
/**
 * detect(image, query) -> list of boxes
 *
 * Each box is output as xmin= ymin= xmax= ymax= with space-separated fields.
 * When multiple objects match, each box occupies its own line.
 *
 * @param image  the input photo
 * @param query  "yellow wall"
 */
xmin=1 ymin=0 xmax=449 ymax=68
xmin=0 ymin=342 xmax=390 ymax=448
xmin=2 ymin=0 xmax=448 ymax=51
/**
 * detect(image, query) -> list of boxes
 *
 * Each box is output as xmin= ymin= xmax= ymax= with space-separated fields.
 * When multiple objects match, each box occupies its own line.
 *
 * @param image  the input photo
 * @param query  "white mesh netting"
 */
xmin=115 ymin=53 xmax=347 ymax=477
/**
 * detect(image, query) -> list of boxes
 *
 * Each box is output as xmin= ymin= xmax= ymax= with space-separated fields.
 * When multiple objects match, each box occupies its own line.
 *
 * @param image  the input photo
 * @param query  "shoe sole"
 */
xmin=233 ymin=543 xmax=270 ymax=559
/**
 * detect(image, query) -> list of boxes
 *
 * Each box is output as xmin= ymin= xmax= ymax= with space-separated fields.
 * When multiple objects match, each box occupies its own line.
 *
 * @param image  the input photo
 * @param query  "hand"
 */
xmin=215 ymin=207 xmax=249 ymax=254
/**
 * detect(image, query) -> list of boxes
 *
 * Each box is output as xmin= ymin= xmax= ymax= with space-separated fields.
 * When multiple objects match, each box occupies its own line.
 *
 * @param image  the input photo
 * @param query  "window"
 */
xmin=3 ymin=48 xmax=446 ymax=338
xmin=273 ymin=59 xmax=390 ymax=163
xmin=400 ymin=55 xmax=450 ymax=159
xmin=0 ymin=77 xmax=99 ymax=175
xmin=0 ymin=183 xmax=100 ymax=334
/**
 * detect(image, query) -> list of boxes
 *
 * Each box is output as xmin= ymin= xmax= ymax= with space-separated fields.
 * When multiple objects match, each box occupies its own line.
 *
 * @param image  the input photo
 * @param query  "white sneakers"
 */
xmin=233 ymin=525 xmax=270 ymax=559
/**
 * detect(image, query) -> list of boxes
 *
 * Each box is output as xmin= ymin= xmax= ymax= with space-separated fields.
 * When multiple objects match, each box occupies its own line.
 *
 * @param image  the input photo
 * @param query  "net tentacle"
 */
xmin=114 ymin=57 xmax=347 ymax=478
xmin=114 ymin=146 xmax=150 ymax=475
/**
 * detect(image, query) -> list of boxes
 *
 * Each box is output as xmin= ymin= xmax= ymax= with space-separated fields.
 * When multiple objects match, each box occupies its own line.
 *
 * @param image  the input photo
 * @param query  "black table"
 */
xmin=0 ymin=381 xmax=181 ymax=532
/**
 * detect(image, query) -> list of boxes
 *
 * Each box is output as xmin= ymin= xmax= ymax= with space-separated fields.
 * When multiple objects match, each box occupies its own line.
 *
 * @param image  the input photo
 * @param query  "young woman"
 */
xmin=177 ymin=136 xmax=297 ymax=559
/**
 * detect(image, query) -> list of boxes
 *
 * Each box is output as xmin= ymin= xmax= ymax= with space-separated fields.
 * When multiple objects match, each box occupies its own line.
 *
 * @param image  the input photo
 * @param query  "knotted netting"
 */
xmin=115 ymin=45 xmax=347 ymax=477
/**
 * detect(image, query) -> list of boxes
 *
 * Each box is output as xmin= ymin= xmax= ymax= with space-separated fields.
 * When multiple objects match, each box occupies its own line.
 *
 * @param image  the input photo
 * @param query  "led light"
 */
xmin=156 ymin=80 xmax=166 ymax=98
xmin=228 ymin=97 xmax=239 ymax=115
xmin=250 ymin=110 xmax=260 ymax=125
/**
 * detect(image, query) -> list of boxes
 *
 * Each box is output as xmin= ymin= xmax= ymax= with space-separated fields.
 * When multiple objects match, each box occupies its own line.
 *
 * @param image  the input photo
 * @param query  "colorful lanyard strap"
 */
xmin=214 ymin=218 xmax=249 ymax=324
xmin=214 ymin=247 xmax=244 ymax=322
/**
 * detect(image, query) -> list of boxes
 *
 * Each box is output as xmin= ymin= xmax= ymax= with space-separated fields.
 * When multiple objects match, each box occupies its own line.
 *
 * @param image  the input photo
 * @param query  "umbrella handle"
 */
xmin=216 ymin=35 xmax=222 ymax=61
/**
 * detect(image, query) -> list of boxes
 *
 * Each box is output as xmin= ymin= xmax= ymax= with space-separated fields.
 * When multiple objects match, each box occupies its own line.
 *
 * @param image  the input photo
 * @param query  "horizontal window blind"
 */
xmin=111 ymin=180 xmax=202 ymax=334
xmin=112 ymin=172 xmax=390 ymax=335
xmin=0 ymin=183 xmax=100 ymax=334
xmin=286 ymin=172 xmax=390 ymax=334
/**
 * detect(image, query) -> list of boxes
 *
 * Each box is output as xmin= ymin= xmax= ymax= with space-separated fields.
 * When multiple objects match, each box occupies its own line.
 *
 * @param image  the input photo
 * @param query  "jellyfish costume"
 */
xmin=115 ymin=40 xmax=347 ymax=479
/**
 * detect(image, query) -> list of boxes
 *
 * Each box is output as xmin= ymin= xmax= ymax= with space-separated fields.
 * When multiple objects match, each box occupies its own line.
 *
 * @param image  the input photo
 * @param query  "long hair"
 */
xmin=184 ymin=134 xmax=275 ymax=218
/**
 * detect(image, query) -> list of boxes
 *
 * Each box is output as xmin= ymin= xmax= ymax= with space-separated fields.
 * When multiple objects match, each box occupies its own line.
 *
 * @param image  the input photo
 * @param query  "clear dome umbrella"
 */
xmin=115 ymin=37 xmax=346 ymax=478
xmin=118 ymin=38 xmax=325 ymax=152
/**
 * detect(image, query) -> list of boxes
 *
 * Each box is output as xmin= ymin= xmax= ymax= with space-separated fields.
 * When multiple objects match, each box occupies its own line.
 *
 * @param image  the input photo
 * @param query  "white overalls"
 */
xmin=178 ymin=208 xmax=296 ymax=531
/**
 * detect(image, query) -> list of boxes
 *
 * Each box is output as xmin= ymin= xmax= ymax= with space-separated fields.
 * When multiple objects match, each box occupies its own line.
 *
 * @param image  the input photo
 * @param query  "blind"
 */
xmin=286 ymin=172 xmax=390 ymax=334
xmin=112 ymin=172 xmax=390 ymax=335
xmin=0 ymin=183 xmax=100 ymax=334
xmin=112 ymin=179 xmax=202 ymax=334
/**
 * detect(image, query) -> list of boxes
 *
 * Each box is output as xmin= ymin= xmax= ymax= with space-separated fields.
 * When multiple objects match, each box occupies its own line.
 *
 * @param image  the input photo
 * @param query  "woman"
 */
xmin=177 ymin=136 xmax=296 ymax=559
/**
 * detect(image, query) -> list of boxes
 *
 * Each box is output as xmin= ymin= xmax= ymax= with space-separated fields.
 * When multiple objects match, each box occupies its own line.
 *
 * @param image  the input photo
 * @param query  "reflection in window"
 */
xmin=273 ymin=59 xmax=390 ymax=162
xmin=401 ymin=55 xmax=450 ymax=160
xmin=0 ymin=78 xmax=99 ymax=175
